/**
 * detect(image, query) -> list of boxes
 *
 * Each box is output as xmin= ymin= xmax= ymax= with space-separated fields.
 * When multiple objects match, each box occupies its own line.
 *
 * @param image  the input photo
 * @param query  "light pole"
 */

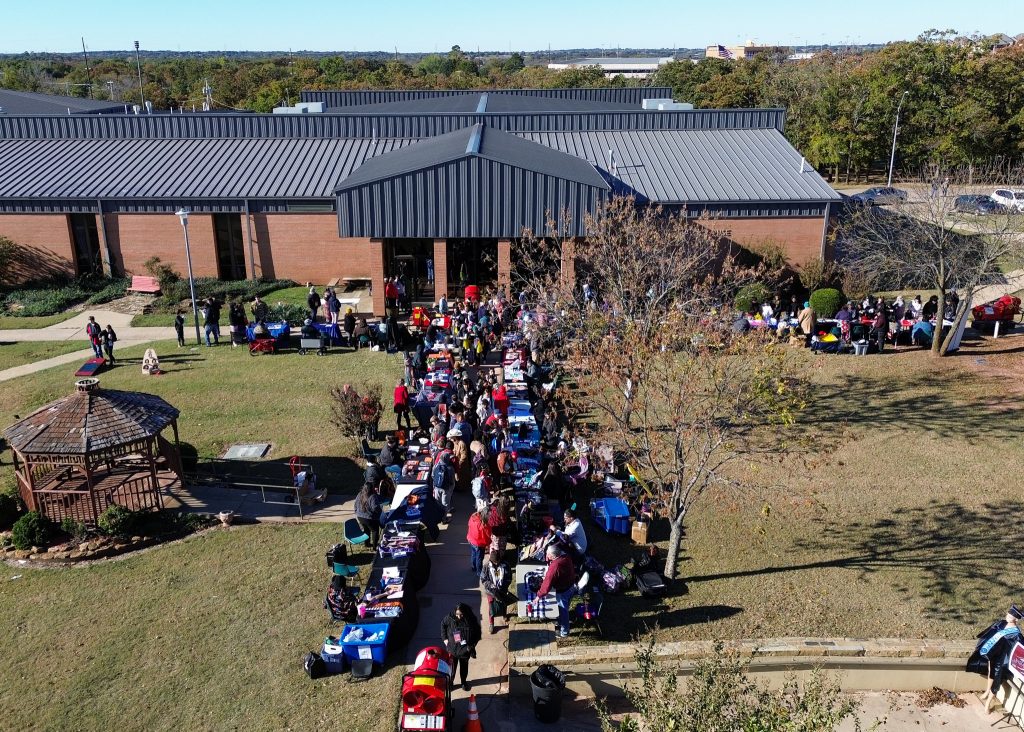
xmin=887 ymin=90 xmax=909 ymax=188
xmin=134 ymin=41 xmax=146 ymax=110
xmin=175 ymin=209 xmax=202 ymax=345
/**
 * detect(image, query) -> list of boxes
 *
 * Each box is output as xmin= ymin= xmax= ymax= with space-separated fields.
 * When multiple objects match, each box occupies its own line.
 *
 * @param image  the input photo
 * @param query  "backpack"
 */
xmin=635 ymin=571 xmax=667 ymax=598
xmin=303 ymin=651 xmax=327 ymax=679
xmin=325 ymin=543 xmax=347 ymax=570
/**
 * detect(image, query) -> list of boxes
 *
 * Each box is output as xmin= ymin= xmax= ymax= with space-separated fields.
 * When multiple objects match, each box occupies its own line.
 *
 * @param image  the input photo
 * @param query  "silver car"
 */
xmin=850 ymin=187 xmax=910 ymax=206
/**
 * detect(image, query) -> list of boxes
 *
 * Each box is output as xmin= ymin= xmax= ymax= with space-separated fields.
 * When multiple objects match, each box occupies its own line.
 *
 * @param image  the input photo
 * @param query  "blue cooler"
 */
xmin=339 ymin=623 xmax=390 ymax=664
xmin=321 ymin=638 xmax=348 ymax=674
xmin=591 ymin=498 xmax=630 ymax=535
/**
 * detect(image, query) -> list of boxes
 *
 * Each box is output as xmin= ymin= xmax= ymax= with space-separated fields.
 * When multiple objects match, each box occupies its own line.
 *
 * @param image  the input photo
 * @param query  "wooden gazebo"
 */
xmin=3 ymin=378 xmax=183 ymax=525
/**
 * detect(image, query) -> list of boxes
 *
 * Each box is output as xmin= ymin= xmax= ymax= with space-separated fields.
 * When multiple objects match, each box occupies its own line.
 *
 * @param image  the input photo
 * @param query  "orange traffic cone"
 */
xmin=463 ymin=693 xmax=483 ymax=732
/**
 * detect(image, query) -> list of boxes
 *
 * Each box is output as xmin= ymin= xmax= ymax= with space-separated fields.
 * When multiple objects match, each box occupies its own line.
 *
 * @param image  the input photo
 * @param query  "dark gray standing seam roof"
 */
xmin=334 ymin=125 xmax=611 ymax=239
xmin=301 ymin=87 xmax=674 ymax=108
xmin=0 ymin=137 xmax=413 ymax=200
xmin=0 ymin=88 xmax=126 ymax=115
xmin=522 ymin=128 xmax=840 ymax=203
xmin=0 ymin=127 xmax=835 ymax=206
xmin=335 ymin=124 xmax=609 ymax=192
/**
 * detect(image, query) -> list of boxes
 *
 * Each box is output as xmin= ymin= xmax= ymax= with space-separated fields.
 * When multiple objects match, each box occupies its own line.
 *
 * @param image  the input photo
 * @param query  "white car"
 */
xmin=991 ymin=189 xmax=1024 ymax=211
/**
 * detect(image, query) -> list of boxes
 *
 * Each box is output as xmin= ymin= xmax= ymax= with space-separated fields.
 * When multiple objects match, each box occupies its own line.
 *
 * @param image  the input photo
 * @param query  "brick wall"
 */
xmin=106 ymin=213 xmax=220 ymax=278
xmin=433 ymin=239 xmax=448 ymax=303
xmin=497 ymin=239 xmax=511 ymax=297
xmin=250 ymin=213 xmax=375 ymax=284
xmin=699 ymin=216 xmax=827 ymax=268
xmin=0 ymin=214 xmax=75 ymax=284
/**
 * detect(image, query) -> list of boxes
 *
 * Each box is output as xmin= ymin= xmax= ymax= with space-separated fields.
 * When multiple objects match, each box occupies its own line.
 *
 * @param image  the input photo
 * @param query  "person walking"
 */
xmin=536 ymin=544 xmax=578 ymax=638
xmin=85 ymin=316 xmax=103 ymax=358
xmin=481 ymin=550 xmax=512 ymax=635
xmin=393 ymin=378 xmax=412 ymax=432
xmin=101 ymin=324 xmax=117 ymax=365
xmin=441 ymin=602 xmax=481 ymax=691
xmin=466 ymin=507 xmax=492 ymax=576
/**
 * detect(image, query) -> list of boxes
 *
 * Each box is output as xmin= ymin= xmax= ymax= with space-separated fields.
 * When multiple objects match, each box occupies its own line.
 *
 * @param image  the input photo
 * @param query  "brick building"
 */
xmin=0 ymin=88 xmax=839 ymax=315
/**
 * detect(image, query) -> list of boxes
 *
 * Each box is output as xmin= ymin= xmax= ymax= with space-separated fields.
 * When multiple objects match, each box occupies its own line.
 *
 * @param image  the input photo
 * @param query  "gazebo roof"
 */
xmin=3 ymin=379 xmax=179 ymax=456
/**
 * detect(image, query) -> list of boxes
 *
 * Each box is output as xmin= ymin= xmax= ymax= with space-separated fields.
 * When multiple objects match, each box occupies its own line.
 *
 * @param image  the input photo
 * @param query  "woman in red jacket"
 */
xmin=491 ymin=382 xmax=509 ymax=417
xmin=393 ymin=378 xmax=411 ymax=432
xmin=466 ymin=508 xmax=492 ymax=576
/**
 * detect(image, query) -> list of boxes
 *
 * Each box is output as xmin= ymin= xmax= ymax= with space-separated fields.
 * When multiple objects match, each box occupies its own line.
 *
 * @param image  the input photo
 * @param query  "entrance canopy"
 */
xmin=335 ymin=124 xmax=611 ymax=239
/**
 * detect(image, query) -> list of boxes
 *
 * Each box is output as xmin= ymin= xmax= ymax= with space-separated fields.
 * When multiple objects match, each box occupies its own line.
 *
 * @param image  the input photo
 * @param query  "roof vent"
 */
xmin=76 ymin=378 xmax=100 ymax=393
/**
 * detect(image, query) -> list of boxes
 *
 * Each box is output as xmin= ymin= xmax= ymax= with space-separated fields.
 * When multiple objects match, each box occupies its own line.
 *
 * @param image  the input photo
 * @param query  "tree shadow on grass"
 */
xmin=801 ymin=371 xmax=1015 ymax=443
xmin=685 ymin=498 xmax=1024 ymax=624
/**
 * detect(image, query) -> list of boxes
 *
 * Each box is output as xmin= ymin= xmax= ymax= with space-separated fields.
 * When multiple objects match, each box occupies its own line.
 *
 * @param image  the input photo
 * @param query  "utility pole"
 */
xmin=81 ymin=38 xmax=93 ymax=98
xmin=134 ymin=41 xmax=146 ymax=109
xmin=887 ymin=90 xmax=909 ymax=188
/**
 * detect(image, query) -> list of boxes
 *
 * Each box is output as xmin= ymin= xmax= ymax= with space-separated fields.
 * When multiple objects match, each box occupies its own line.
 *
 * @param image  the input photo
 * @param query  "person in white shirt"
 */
xmin=555 ymin=508 xmax=588 ymax=555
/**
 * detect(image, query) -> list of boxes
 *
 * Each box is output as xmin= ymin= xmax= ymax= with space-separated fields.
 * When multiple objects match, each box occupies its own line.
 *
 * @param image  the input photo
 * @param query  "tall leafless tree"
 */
xmin=516 ymin=200 xmax=806 ymax=579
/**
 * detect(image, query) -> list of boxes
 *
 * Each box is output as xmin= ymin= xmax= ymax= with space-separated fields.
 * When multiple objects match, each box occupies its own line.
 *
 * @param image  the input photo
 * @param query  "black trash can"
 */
xmin=530 ymin=664 xmax=566 ymax=723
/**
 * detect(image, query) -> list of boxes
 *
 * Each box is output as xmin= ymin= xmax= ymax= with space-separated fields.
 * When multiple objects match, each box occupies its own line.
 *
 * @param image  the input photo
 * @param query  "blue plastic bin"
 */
xmin=591 ymin=498 xmax=630 ymax=535
xmin=339 ymin=623 xmax=390 ymax=664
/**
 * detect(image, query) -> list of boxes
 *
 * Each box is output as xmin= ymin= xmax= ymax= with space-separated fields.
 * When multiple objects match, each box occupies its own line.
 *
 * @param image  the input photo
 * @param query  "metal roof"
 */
xmin=0 ymin=127 xmax=835 ymax=204
xmin=326 ymin=92 xmax=640 ymax=115
xmin=0 ymin=137 xmax=412 ymax=200
xmin=522 ymin=128 xmax=841 ymax=203
xmin=300 ymin=87 xmax=673 ymax=108
xmin=336 ymin=124 xmax=609 ymax=192
xmin=0 ymin=88 xmax=126 ymax=116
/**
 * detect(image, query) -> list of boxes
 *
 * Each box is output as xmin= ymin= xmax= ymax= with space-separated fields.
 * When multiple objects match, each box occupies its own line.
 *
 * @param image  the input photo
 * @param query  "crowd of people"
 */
xmin=733 ymin=291 xmax=953 ymax=352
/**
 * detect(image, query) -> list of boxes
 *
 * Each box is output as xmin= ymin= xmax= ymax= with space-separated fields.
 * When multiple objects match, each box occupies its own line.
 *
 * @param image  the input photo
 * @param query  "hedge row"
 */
xmin=1 ymin=276 xmax=129 ymax=317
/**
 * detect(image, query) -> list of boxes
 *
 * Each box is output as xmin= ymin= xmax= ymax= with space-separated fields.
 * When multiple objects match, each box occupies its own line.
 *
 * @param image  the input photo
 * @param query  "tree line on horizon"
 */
xmin=1 ymin=33 xmax=1021 ymax=181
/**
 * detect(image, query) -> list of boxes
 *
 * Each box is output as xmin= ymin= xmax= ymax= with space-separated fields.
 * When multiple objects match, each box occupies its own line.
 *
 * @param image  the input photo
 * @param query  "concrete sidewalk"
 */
xmin=0 ymin=309 xmax=176 ymax=343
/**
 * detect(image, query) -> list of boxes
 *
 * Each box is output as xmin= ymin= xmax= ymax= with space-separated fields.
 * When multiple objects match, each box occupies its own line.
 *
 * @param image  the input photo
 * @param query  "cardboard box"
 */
xmin=631 ymin=520 xmax=649 ymax=545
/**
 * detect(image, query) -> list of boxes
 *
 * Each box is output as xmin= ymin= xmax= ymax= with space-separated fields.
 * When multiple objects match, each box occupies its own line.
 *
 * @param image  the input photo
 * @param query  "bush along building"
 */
xmin=0 ymin=87 xmax=839 ymax=315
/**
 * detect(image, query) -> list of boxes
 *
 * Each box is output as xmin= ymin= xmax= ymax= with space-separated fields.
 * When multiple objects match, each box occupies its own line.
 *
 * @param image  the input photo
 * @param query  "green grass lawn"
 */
xmin=0 ymin=341 xmax=94 ymax=372
xmin=0 ymin=338 xmax=405 ymax=494
xmin=0 ymin=312 xmax=77 ymax=329
xmin=263 ymin=285 xmax=311 ymax=309
xmin=563 ymin=334 xmax=1024 ymax=645
xmin=0 ymin=524 xmax=403 ymax=732
xmin=128 ymin=311 xmax=181 ymax=328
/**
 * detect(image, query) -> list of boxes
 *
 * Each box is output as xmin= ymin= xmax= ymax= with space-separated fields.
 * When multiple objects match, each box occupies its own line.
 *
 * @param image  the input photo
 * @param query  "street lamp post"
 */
xmin=134 ymin=41 xmax=146 ymax=110
xmin=175 ymin=209 xmax=202 ymax=345
xmin=887 ymin=90 xmax=909 ymax=188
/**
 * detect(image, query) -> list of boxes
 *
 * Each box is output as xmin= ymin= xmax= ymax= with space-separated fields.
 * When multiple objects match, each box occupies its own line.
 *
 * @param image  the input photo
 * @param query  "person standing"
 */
xmin=466 ymin=507 xmax=492 ymax=576
xmin=441 ymin=602 xmax=481 ymax=691
xmin=228 ymin=300 xmax=247 ymax=348
xmin=343 ymin=308 xmax=356 ymax=347
xmin=871 ymin=309 xmax=888 ymax=353
xmin=393 ymin=378 xmax=412 ymax=432
xmin=797 ymin=301 xmax=816 ymax=346
xmin=306 ymin=285 xmax=321 ymax=322
xmin=102 ymin=324 xmax=117 ymax=364
xmin=251 ymin=295 xmax=269 ymax=325
xmin=432 ymin=451 xmax=456 ymax=514
xmin=481 ymin=550 xmax=511 ymax=635
xmin=174 ymin=310 xmax=186 ymax=347
xmin=327 ymin=289 xmax=341 ymax=325
xmin=85 ymin=316 xmax=103 ymax=358
xmin=536 ymin=544 xmax=578 ymax=638
xmin=426 ymin=257 xmax=434 ymax=285
xmin=203 ymin=296 xmax=221 ymax=346
xmin=353 ymin=482 xmax=383 ymax=549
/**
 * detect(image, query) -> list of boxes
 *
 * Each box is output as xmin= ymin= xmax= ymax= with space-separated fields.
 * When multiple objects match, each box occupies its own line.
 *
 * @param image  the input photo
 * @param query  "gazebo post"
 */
xmin=146 ymin=438 xmax=163 ymax=511
xmin=84 ymin=456 xmax=99 ymax=523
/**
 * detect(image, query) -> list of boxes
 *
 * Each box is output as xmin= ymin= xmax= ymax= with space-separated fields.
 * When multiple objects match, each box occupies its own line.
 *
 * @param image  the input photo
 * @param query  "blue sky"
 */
xmin=1 ymin=0 xmax=1010 ymax=54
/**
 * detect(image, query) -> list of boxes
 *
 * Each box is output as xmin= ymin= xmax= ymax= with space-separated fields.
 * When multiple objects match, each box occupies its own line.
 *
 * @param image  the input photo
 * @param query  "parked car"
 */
xmin=991 ymin=189 xmax=1024 ymax=212
xmin=954 ymin=194 xmax=1006 ymax=215
xmin=850 ymin=187 xmax=909 ymax=206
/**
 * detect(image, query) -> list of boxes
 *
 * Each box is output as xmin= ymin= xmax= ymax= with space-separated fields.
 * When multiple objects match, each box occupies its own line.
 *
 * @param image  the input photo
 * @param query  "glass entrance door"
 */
xmin=213 ymin=214 xmax=246 ymax=281
xmin=69 ymin=213 xmax=102 ymax=276
xmin=386 ymin=239 xmax=435 ymax=304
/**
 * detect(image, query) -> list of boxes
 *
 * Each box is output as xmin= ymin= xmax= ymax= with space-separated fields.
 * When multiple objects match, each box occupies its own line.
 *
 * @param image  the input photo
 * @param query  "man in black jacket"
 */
xmin=441 ymin=602 xmax=481 ymax=690
xmin=307 ymin=285 xmax=322 ymax=322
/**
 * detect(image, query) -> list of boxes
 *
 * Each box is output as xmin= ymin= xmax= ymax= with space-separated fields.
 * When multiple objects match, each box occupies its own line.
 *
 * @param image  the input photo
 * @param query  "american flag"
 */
xmin=718 ymin=45 xmax=734 ymax=59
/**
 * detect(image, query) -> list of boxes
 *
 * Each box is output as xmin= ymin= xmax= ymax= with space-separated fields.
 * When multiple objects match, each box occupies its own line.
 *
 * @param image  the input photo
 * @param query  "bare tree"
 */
xmin=516 ymin=200 xmax=805 ymax=579
xmin=839 ymin=165 xmax=1024 ymax=356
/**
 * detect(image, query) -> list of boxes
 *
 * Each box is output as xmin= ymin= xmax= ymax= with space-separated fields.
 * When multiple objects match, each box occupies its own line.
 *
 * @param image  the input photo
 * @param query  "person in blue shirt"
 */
xmin=967 ymin=604 xmax=1023 ymax=712
xmin=911 ymin=319 xmax=934 ymax=348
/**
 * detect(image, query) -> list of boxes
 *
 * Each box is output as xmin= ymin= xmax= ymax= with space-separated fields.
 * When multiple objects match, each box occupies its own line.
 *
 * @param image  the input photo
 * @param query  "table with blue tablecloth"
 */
xmin=315 ymin=322 xmax=345 ymax=346
xmin=245 ymin=321 xmax=290 ymax=347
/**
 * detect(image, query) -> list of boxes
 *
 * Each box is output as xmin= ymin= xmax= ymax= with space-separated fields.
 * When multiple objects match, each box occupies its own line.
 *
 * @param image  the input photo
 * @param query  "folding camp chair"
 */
xmin=344 ymin=518 xmax=370 ymax=554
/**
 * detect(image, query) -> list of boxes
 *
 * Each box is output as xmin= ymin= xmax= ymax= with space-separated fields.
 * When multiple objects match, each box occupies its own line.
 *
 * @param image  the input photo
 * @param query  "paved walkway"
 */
xmin=163 ymin=482 xmax=357 ymax=523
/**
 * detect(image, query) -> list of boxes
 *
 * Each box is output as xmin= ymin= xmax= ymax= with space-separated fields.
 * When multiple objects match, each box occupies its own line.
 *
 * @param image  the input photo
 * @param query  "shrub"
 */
xmin=143 ymin=256 xmax=181 ymax=289
xmin=809 ymin=288 xmax=845 ymax=318
xmin=839 ymin=266 xmax=872 ymax=301
xmin=152 ymin=277 xmax=296 ymax=312
xmin=84 ymin=277 xmax=130 ymax=305
xmin=11 ymin=511 xmax=54 ymax=550
xmin=734 ymin=283 xmax=772 ymax=314
xmin=267 ymin=302 xmax=309 ymax=325
xmin=60 ymin=516 xmax=90 ymax=542
xmin=97 ymin=504 xmax=139 ymax=538
xmin=798 ymin=259 xmax=840 ymax=292
xmin=330 ymin=382 xmax=384 ymax=443
xmin=0 ymin=492 xmax=21 ymax=530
